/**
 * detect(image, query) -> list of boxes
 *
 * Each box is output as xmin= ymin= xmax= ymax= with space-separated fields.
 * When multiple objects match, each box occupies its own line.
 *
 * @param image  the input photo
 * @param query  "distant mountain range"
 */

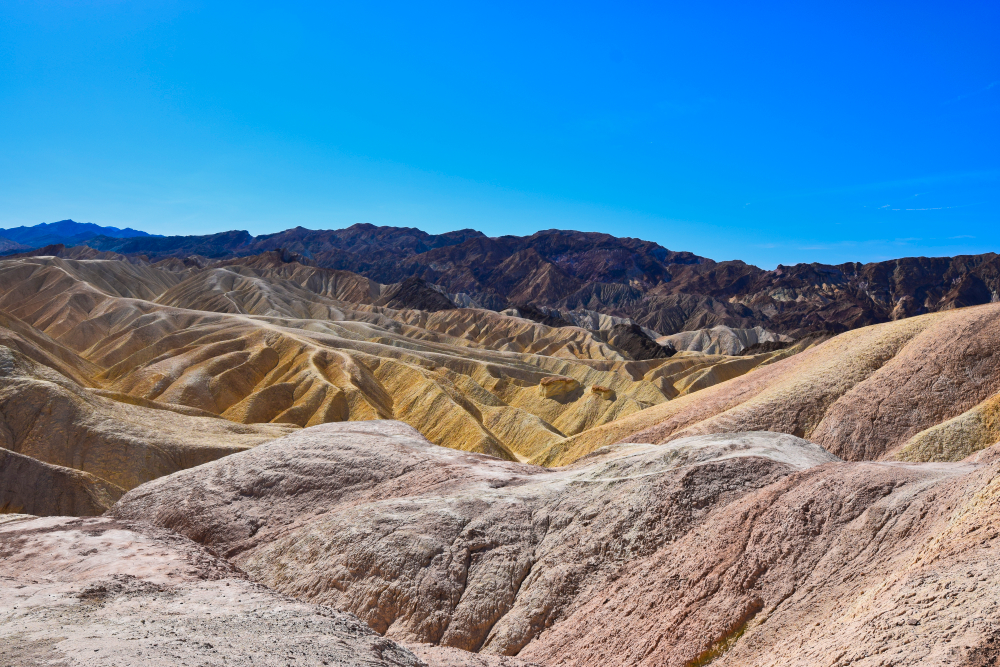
xmin=0 ymin=219 xmax=160 ymax=252
xmin=5 ymin=220 xmax=998 ymax=337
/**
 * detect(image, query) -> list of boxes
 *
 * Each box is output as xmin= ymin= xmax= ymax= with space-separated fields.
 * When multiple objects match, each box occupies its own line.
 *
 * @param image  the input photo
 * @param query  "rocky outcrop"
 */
xmin=112 ymin=421 xmax=1000 ymax=666
xmin=658 ymin=325 xmax=791 ymax=355
xmin=0 ymin=515 xmax=425 ymax=666
xmin=607 ymin=322 xmax=675 ymax=360
xmin=538 ymin=375 xmax=580 ymax=398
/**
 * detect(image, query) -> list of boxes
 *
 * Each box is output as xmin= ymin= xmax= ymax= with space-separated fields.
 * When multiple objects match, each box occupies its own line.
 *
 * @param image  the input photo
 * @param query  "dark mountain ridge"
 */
xmin=0 ymin=219 xmax=160 ymax=251
xmin=15 ymin=221 xmax=999 ymax=337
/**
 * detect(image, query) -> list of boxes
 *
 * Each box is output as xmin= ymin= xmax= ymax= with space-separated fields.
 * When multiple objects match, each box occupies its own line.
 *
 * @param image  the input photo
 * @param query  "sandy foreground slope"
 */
xmin=0 ymin=514 xmax=538 ymax=667
xmin=107 ymin=421 xmax=1000 ymax=666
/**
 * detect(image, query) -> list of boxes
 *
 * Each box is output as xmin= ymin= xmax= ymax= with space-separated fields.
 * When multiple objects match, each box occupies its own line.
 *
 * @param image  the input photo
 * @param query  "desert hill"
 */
xmin=548 ymin=302 xmax=1000 ymax=466
xmin=0 ymin=335 xmax=291 ymax=507
xmin=0 ymin=252 xmax=789 ymax=515
xmin=1 ymin=248 xmax=990 ymax=515
xmin=109 ymin=421 xmax=1000 ymax=666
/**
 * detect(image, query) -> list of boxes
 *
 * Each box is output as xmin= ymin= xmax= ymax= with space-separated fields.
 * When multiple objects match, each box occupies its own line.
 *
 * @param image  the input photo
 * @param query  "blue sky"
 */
xmin=1 ymin=1 xmax=997 ymax=267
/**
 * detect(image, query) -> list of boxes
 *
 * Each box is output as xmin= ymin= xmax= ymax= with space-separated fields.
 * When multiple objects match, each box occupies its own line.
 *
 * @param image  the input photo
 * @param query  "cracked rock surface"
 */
xmin=0 ymin=515 xmax=425 ymax=666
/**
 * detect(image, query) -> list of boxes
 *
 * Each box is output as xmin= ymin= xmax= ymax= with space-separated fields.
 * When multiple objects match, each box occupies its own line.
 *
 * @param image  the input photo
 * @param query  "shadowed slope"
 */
xmin=0 ymin=343 xmax=291 ymax=496
xmin=0 ymin=448 xmax=123 ymax=515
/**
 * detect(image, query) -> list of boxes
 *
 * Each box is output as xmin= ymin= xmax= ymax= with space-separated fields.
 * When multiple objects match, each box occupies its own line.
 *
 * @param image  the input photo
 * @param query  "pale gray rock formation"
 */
xmin=109 ymin=423 xmax=840 ymax=659
xmin=656 ymin=325 xmax=791 ymax=355
xmin=635 ymin=430 xmax=840 ymax=470
xmin=111 ymin=420 xmax=1000 ymax=666
xmin=501 ymin=306 xmax=661 ymax=339
xmin=555 ymin=308 xmax=656 ymax=336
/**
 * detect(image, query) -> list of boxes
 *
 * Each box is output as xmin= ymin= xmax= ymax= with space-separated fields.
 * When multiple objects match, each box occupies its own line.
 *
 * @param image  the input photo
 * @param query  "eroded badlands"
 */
xmin=1 ymin=242 xmax=999 ymax=666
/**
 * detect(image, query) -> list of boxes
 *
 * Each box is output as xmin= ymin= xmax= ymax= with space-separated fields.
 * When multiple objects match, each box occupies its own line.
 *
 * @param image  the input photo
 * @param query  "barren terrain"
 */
xmin=2 ymin=226 xmax=999 ymax=666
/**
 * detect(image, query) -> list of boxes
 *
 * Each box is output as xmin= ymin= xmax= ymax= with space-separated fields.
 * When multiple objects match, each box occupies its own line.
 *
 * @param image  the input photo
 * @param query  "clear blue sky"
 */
xmin=1 ymin=1 xmax=997 ymax=268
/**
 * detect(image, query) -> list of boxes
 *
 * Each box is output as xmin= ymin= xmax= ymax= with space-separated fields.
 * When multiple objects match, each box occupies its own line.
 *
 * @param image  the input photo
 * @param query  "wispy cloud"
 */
xmin=943 ymin=81 xmax=998 ymax=105
xmin=879 ymin=203 xmax=975 ymax=212
xmin=950 ymin=235 xmax=975 ymax=239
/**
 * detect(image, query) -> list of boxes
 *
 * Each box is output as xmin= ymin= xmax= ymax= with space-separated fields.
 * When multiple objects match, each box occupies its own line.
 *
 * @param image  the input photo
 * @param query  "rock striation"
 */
xmin=0 ymin=340 xmax=290 ymax=511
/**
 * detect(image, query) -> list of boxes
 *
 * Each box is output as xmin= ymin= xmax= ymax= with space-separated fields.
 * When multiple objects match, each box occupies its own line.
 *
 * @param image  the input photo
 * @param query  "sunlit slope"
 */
xmin=0 ymin=255 xmax=787 ymax=463
xmin=547 ymin=303 xmax=1000 ymax=465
